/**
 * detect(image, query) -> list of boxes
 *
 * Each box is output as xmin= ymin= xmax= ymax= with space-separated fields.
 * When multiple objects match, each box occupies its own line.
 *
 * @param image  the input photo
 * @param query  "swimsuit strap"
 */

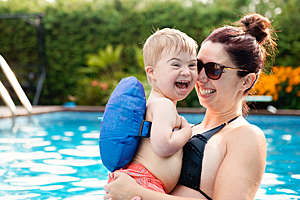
xmin=199 ymin=189 xmax=213 ymax=200
xmin=202 ymin=115 xmax=240 ymax=139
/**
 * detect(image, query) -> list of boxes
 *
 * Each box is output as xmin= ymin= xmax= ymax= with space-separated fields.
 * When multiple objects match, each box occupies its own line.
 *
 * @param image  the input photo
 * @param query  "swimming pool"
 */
xmin=0 ymin=112 xmax=299 ymax=199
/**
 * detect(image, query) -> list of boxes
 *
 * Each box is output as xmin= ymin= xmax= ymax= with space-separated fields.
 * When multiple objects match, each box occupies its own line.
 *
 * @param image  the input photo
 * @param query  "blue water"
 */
xmin=0 ymin=112 xmax=299 ymax=199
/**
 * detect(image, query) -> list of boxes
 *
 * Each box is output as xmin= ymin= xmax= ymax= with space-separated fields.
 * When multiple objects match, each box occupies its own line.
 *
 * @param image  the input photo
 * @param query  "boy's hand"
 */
xmin=180 ymin=116 xmax=192 ymax=137
xmin=180 ymin=116 xmax=189 ymax=128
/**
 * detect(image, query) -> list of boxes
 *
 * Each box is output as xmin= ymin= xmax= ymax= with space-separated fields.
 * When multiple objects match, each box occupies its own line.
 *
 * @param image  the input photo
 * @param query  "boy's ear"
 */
xmin=145 ymin=65 xmax=154 ymax=79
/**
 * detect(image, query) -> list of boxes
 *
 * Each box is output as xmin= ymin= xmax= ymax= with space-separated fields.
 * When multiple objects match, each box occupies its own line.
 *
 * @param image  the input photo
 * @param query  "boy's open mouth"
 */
xmin=175 ymin=80 xmax=190 ymax=89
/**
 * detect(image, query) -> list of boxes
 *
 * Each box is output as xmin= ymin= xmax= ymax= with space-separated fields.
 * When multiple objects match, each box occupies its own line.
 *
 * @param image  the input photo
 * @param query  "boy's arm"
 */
xmin=150 ymin=99 xmax=192 ymax=157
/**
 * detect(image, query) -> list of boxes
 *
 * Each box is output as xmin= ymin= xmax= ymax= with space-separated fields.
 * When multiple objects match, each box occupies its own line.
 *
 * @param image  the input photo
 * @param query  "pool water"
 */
xmin=0 ymin=112 xmax=299 ymax=199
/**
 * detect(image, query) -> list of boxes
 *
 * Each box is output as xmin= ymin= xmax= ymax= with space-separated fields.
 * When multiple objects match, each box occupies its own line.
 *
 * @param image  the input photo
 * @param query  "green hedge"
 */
xmin=0 ymin=0 xmax=299 ymax=108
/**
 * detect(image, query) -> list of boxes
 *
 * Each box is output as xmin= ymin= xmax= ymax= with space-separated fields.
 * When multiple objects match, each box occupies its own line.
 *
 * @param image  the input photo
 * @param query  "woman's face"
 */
xmin=195 ymin=41 xmax=244 ymax=112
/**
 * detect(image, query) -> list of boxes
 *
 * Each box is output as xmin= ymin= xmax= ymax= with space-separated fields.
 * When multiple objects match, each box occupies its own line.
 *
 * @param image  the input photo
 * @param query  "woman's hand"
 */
xmin=104 ymin=172 xmax=142 ymax=200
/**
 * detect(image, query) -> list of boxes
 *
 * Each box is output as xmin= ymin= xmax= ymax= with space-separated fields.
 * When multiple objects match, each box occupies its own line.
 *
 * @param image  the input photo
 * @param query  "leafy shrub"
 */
xmin=75 ymin=44 xmax=148 ymax=105
xmin=0 ymin=0 xmax=299 ymax=109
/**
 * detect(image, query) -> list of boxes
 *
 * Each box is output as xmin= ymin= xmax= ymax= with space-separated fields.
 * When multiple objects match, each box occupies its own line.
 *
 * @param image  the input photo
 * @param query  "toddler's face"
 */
xmin=151 ymin=50 xmax=198 ymax=101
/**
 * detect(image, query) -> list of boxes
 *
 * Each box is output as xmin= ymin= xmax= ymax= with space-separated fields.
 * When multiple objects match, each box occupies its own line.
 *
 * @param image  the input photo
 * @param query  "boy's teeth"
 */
xmin=200 ymin=89 xmax=215 ymax=95
xmin=175 ymin=81 xmax=190 ymax=89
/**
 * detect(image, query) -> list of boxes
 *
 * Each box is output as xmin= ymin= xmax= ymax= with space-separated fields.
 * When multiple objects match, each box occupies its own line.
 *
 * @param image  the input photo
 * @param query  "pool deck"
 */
xmin=0 ymin=106 xmax=300 ymax=118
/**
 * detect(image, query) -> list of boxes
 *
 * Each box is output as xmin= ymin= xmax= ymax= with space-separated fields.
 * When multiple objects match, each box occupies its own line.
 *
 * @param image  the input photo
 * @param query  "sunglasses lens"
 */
xmin=197 ymin=60 xmax=203 ymax=74
xmin=197 ymin=60 xmax=224 ymax=80
xmin=206 ymin=63 xmax=223 ymax=80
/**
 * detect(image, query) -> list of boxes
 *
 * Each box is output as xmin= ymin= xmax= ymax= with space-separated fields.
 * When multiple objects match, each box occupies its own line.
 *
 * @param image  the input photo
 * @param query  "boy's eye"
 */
xmin=189 ymin=64 xmax=197 ymax=68
xmin=172 ymin=63 xmax=180 ymax=67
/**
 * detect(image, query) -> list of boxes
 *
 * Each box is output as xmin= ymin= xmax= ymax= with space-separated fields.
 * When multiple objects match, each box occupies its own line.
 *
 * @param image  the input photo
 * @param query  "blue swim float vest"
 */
xmin=99 ymin=76 xmax=151 ymax=172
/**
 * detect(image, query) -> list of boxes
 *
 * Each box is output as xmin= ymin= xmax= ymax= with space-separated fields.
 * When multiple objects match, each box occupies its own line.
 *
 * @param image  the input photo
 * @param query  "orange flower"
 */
xmin=91 ymin=80 xmax=99 ymax=87
xmin=99 ymin=82 xmax=109 ymax=91
xmin=251 ymin=66 xmax=300 ymax=101
xmin=285 ymin=85 xmax=293 ymax=93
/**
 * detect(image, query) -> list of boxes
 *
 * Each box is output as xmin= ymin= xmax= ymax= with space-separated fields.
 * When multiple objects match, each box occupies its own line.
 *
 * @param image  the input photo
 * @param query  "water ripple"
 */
xmin=11 ymin=161 xmax=77 ymax=174
xmin=39 ymin=185 xmax=64 ymax=191
xmin=0 ymin=184 xmax=38 ymax=191
xmin=59 ymin=145 xmax=99 ymax=157
xmin=0 ymin=193 xmax=40 ymax=200
xmin=261 ymin=173 xmax=285 ymax=185
xmin=72 ymin=178 xmax=105 ymax=188
xmin=0 ymin=151 xmax=62 ymax=162
xmin=82 ymin=132 xmax=99 ymax=139
xmin=5 ymin=175 xmax=79 ymax=186
xmin=0 ymin=138 xmax=43 ymax=144
xmin=43 ymin=158 xmax=98 ymax=167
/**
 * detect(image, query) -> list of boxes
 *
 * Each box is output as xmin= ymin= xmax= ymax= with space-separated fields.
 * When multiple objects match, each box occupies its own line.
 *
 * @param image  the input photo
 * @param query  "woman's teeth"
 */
xmin=200 ymin=89 xmax=215 ymax=95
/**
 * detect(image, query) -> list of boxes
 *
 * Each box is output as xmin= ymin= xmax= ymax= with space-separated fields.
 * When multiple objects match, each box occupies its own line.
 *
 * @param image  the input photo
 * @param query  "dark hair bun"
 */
xmin=240 ymin=14 xmax=271 ymax=44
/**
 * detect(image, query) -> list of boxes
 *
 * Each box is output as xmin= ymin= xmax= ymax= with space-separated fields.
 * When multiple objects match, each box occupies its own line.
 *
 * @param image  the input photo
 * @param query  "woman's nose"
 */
xmin=198 ymin=68 xmax=208 ymax=82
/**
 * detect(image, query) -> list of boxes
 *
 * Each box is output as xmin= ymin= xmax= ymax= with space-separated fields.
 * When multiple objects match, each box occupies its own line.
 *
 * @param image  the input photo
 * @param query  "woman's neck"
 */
xmin=201 ymin=107 xmax=242 ymax=129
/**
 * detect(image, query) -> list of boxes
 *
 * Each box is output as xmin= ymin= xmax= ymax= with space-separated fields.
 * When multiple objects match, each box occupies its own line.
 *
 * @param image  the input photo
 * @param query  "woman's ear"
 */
xmin=242 ymin=73 xmax=257 ymax=91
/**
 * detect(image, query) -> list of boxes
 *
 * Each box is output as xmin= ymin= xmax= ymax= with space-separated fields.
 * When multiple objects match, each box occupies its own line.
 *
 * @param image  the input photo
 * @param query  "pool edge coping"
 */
xmin=1 ymin=106 xmax=300 ymax=118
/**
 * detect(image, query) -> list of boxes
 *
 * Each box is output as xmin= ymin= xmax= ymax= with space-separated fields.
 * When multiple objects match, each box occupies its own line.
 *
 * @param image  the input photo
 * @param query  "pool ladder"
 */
xmin=0 ymin=54 xmax=32 ymax=116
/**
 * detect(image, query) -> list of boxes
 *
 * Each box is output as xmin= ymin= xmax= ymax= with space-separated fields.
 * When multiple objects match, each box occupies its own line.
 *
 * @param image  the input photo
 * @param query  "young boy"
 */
xmin=108 ymin=28 xmax=198 ymax=193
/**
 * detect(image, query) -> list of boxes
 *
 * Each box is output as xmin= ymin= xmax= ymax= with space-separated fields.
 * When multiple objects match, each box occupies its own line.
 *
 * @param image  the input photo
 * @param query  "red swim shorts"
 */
xmin=108 ymin=162 xmax=166 ymax=193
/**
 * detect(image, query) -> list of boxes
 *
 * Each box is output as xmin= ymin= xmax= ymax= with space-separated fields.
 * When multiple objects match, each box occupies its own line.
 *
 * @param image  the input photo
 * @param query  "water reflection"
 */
xmin=11 ymin=161 xmax=77 ymax=174
xmin=0 ymin=112 xmax=299 ymax=199
xmin=261 ymin=173 xmax=285 ymax=185
xmin=2 ymin=193 xmax=40 ymax=200
xmin=72 ymin=178 xmax=106 ymax=188
xmin=59 ymin=146 xmax=99 ymax=157
xmin=0 ymin=151 xmax=62 ymax=162
xmin=0 ymin=112 xmax=105 ymax=199
xmin=5 ymin=175 xmax=79 ymax=186
xmin=43 ymin=158 xmax=98 ymax=167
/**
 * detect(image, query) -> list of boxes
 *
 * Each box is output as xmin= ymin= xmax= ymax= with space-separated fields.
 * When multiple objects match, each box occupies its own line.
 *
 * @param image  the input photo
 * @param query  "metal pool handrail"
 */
xmin=0 ymin=54 xmax=32 ymax=115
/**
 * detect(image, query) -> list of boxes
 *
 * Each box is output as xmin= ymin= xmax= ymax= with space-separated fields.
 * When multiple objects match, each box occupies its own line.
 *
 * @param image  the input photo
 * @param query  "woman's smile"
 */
xmin=196 ymin=81 xmax=216 ymax=98
xmin=199 ymin=88 xmax=216 ymax=96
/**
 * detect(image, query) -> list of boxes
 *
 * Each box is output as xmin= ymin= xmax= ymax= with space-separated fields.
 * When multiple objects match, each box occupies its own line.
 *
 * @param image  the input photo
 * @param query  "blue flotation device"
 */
xmin=99 ymin=76 xmax=152 ymax=172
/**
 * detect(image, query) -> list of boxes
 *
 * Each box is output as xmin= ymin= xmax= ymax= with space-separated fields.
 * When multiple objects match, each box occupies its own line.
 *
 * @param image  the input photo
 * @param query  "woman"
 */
xmin=104 ymin=13 xmax=277 ymax=200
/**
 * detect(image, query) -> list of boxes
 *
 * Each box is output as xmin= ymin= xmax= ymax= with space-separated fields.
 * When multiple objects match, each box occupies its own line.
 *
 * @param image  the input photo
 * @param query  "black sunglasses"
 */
xmin=197 ymin=59 xmax=249 ymax=80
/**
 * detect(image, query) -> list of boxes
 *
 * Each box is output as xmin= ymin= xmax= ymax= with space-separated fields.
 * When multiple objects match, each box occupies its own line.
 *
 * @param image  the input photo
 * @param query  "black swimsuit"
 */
xmin=178 ymin=116 xmax=239 ymax=200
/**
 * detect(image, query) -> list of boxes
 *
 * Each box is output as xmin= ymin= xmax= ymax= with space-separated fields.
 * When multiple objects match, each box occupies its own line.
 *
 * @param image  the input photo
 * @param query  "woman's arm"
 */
xmin=104 ymin=172 xmax=205 ymax=200
xmin=213 ymin=125 xmax=267 ymax=200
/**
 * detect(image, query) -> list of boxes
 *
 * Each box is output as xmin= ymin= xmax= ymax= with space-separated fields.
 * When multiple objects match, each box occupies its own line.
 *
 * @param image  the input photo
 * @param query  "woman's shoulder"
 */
xmin=230 ymin=116 xmax=264 ymax=135
xmin=223 ymin=119 xmax=267 ymax=176
xmin=226 ymin=119 xmax=266 ymax=149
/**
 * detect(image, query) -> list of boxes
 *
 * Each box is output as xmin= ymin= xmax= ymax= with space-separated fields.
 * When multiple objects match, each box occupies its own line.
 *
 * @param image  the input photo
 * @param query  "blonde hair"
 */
xmin=143 ymin=28 xmax=198 ymax=67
